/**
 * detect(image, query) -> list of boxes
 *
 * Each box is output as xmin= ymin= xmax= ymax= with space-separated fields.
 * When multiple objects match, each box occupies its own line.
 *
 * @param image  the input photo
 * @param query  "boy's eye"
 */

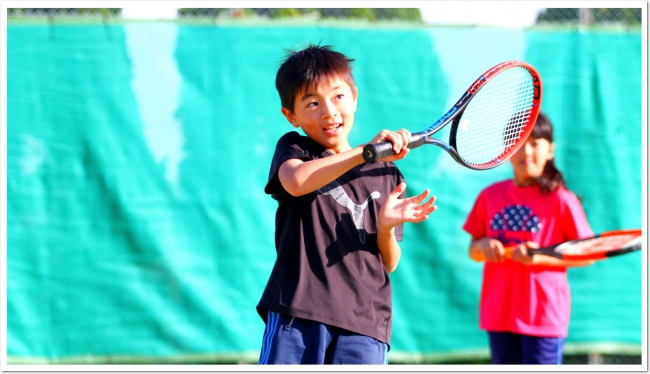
xmin=307 ymin=101 xmax=318 ymax=107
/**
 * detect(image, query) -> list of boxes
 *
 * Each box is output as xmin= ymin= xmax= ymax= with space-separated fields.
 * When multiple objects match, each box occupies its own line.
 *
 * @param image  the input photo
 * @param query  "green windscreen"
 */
xmin=7 ymin=21 xmax=642 ymax=364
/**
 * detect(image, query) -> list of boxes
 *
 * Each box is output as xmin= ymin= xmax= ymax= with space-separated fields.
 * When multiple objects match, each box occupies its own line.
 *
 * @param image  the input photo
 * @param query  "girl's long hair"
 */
xmin=532 ymin=112 xmax=566 ymax=194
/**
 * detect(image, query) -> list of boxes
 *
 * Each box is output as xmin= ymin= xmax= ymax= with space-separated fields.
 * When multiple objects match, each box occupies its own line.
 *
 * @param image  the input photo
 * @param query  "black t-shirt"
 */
xmin=257 ymin=131 xmax=405 ymax=345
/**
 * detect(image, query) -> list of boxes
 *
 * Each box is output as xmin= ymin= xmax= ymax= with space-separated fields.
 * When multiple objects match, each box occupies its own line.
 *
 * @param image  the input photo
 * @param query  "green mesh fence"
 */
xmin=6 ymin=21 xmax=643 ymax=365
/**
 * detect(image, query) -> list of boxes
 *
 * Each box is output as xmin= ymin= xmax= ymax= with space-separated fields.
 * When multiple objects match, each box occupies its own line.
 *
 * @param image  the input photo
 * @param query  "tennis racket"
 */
xmin=363 ymin=60 xmax=542 ymax=170
xmin=478 ymin=229 xmax=642 ymax=262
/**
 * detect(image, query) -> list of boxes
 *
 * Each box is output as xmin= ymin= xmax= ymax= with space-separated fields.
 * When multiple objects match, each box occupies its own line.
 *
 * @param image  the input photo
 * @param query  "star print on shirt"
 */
xmin=490 ymin=204 xmax=541 ymax=233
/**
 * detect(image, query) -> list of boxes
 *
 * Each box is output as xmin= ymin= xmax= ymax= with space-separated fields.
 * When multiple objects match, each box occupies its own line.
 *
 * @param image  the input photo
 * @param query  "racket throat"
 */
xmin=427 ymin=138 xmax=468 ymax=168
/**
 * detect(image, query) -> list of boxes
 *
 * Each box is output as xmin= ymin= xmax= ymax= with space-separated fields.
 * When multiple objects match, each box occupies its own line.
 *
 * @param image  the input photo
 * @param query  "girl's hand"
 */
xmin=368 ymin=129 xmax=412 ymax=162
xmin=473 ymin=238 xmax=507 ymax=263
xmin=378 ymin=183 xmax=436 ymax=230
xmin=510 ymin=241 xmax=537 ymax=265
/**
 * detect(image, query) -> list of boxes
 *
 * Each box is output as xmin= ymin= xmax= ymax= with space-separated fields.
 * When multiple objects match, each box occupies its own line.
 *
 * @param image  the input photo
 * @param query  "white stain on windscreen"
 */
xmin=19 ymin=135 xmax=48 ymax=176
xmin=125 ymin=23 xmax=185 ymax=187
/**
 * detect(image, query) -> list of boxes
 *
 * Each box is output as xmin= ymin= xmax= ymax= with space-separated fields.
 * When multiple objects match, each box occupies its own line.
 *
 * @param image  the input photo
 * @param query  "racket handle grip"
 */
xmin=363 ymin=133 xmax=426 ymax=163
xmin=473 ymin=246 xmax=515 ymax=262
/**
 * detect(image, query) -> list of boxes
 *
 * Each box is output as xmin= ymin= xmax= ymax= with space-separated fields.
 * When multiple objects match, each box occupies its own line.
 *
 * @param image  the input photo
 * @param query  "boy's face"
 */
xmin=281 ymin=76 xmax=357 ymax=154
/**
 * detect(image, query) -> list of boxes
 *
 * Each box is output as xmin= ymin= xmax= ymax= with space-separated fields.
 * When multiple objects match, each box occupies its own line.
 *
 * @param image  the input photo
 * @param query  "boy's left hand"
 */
xmin=378 ymin=183 xmax=436 ymax=230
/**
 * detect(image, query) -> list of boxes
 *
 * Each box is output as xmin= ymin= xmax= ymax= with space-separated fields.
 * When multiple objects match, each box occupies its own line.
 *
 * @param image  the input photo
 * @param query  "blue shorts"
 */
xmin=259 ymin=311 xmax=389 ymax=365
xmin=488 ymin=331 xmax=565 ymax=364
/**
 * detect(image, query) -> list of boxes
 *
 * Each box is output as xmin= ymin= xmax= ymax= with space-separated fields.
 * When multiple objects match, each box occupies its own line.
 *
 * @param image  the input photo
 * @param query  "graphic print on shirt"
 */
xmin=490 ymin=204 xmax=542 ymax=246
xmin=318 ymin=181 xmax=380 ymax=244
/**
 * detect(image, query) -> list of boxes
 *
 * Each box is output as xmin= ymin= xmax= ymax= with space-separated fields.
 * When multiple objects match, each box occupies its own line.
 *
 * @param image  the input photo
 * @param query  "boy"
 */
xmin=257 ymin=44 xmax=436 ymax=365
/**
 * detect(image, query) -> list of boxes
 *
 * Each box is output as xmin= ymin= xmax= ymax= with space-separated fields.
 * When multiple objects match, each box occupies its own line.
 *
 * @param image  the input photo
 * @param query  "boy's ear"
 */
xmin=281 ymin=107 xmax=300 ymax=128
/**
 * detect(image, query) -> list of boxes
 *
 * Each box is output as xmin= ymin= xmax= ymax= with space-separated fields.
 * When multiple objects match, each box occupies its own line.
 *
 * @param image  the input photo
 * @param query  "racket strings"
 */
xmin=455 ymin=67 xmax=536 ymax=165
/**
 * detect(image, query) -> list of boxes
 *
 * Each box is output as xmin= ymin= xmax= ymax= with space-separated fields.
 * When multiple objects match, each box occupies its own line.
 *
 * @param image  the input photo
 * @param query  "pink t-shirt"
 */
xmin=463 ymin=180 xmax=593 ymax=337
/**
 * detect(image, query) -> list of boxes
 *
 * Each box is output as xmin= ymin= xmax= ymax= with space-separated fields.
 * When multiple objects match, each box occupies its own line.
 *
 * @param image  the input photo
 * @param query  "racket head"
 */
xmin=448 ymin=61 xmax=542 ymax=170
xmin=542 ymin=229 xmax=642 ymax=261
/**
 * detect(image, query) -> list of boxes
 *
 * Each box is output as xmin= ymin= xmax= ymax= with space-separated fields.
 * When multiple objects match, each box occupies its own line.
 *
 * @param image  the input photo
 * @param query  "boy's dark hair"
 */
xmin=275 ymin=43 xmax=356 ymax=112
xmin=532 ymin=112 xmax=566 ymax=194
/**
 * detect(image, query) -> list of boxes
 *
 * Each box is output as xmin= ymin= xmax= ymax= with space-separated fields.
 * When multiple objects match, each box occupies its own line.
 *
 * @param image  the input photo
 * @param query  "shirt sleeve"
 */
xmin=463 ymin=189 xmax=488 ymax=240
xmin=264 ymin=132 xmax=312 ymax=196
xmin=559 ymin=189 xmax=594 ymax=241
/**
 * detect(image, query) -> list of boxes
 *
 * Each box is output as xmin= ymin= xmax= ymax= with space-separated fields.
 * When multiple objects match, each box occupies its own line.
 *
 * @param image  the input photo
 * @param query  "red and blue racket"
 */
xmin=363 ymin=60 xmax=542 ymax=170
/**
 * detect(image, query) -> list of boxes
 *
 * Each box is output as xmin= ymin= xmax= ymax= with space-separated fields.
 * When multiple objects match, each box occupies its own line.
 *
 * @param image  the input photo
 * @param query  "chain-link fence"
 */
xmin=420 ymin=353 xmax=643 ymax=365
xmin=6 ymin=7 xmax=644 ymax=27
xmin=563 ymin=354 xmax=642 ymax=365
xmin=536 ymin=8 xmax=642 ymax=25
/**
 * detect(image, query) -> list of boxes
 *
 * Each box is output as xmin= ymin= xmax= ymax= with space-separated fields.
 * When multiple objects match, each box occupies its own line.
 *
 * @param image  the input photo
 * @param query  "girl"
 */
xmin=463 ymin=112 xmax=595 ymax=364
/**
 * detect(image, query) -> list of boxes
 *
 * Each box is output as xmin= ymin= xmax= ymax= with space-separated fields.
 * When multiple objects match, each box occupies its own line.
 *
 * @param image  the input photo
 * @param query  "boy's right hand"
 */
xmin=368 ymin=129 xmax=411 ymax=162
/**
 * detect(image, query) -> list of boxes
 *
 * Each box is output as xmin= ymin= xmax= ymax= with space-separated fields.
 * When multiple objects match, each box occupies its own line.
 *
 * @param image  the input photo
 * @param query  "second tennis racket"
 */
xmin=476 ymin=229 xmax=642 ymax=262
